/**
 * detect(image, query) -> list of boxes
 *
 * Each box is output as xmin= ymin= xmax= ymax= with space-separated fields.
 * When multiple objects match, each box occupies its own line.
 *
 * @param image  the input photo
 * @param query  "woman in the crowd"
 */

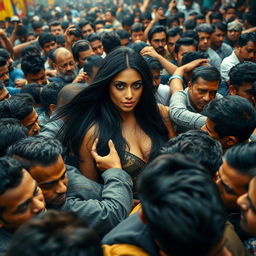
xmin=57 ymin=46 xmax=175 ymax=182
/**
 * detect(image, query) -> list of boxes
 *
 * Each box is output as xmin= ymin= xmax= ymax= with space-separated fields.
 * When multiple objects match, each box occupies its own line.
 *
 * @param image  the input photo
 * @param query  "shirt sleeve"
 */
xmin=62 ymin=168 xmax=133 ymax=235
xmin=169 ymin=90 xmax=207 ymax=129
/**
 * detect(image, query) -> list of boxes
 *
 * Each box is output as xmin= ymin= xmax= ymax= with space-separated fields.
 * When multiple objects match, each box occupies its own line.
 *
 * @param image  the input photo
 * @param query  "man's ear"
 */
xmin=229 ymin=84 xmax=237 ymax=95
xmin=139 ymin=209 xmax=148 ymax=224
xmin=49 ymin=104 xmax=56 ymax=115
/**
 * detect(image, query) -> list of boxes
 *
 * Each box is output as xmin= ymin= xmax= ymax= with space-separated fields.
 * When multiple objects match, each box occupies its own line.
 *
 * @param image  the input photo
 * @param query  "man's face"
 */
xmin=77 ymin=49 xmax=94 ymax=68
xmin=34 ymin=27 xmax=43 ymax=36
xmin=25 ymin=69 xmax=47 ymax=85
xmin=0 ymin=86 xmax=10 ymax=101
xmin=237 ymin=41 xmax=256 ymax=62
xmin=50 ymin=25 xmax=64 ymax=36
xmin=104 ymin=12 xmax=113 ymax=23
xmin=131 ymin=31 xmax=144 ymax=42
xmin=42 ymin=40 xmax=57 ymax=55
xmin=216 ymin=160 xmax=250 ymax=211
xmin=197 ymin=32 xmax=211 ymax=52
xmin=0 ymin=170 xmax=45 ymax=232
xmin=188 ymin=77 xmax=219 ymax=112
xmin=227 ymin=30 xmax=241 ymax=43
xmin=0 ymin=64 xmax=9 ymax=86
xmin=230 ymin=83 xmax=256 ymax=106
xmin=91 ymin=40 xmax=104 ymax=56
xmin=29 ymin=155 xmax=68 ymax=208
xmin=237 ymin=177 xmax=256 ymax=236
xmin=176 ymin=45 xmax=197 ymax=66
xmin=150 ymin=32 xmax=166 ymax=55
xmin=211 ymin=28 xmax=225 ymax=49
xmin=95 ymin=23 xmax=104 ymax=33
xmin=55 ymin=52 xmax=77 ymax=82
xmin=21 ymin=108 xmax=40 ymax=136
xmin=225 ymin=8 xmax=236 ymax=21
xmin=167 ymin=34 xmax=181 ymax=55
xmin=81 ymin=24 xmax=94 ymax=38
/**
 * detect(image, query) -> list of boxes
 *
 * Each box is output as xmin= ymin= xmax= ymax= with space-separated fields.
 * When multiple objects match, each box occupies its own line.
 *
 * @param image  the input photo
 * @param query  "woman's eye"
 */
xmin=114 ymin=83 xmax=124 ymax=90
xmin=133 ymin=82 xmax=143 ymax=89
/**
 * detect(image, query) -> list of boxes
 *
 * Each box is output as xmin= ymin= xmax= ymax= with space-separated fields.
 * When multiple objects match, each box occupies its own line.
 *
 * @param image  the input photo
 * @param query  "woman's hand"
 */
xmin=91 ymin=138 xmax=122 ymax=171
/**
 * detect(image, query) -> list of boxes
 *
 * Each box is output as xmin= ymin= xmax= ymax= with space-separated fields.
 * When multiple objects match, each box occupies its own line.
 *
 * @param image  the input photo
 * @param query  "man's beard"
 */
xmin=58 ymin=70 xmax=77 ymax=83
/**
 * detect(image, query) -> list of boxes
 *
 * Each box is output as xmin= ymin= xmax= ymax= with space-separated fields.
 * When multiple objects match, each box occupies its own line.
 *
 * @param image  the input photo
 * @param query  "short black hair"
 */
xmin=237 ymin=33 xmax=256 ymax=47
xmin=184 ymin=19 xmax=196 ymax=30
xmin=210 ymin=12 xmax=223 ymax=23
xmin=83 ymin=55 xmax=104 ymax=77
xmin=78 ymin=19 xmax=93 ymax=30
xmin=205 ymin=96 xmax=256 ymax=142
xmin=20 ymin=45 xmax=41 ymax=59
xmin=49 ymin=20 xmax=62 ymax=29
xmin=116 ymin=30 xmax=130 ymax=40
xmin=38 ymin=33 xmax=56 ymax=48
xmin=7 ymin=136 xmax=63 ymax=169
xmin=137 ymin=154 xmax=226 ymax=256
xmin=21 ymin=83 xmax=42 ymax=105
xmin=0 ymin=93 xmax=34 ymax=121
xmin=72 ymin=40 xmax=92 ymax=61
xmin=21 ymin=55 xmax=45 ymax=76
xmin=166 ymin=27 xmax=182 ymax=39
xmin=129 ymin=41 xmax=149 ymax=53
xmin=195 ymin=23 xmax=214 ymax=34
xmin=143 ymin=55 xmax=162 ymax=71
xmin=131 ymin=22 xmax=144 ymax=33
xmin=244 ymin=12 xmax=256 ymax=27
xmin=0 ymin=156 xmax=23 ymax=197
xmin=181 ymin=51 xmax=208 ymax=65
xmin=224 ymin=142 xmax=256 ymax=176
xmin=190 ymin=66 xmax=220 ymax=84
xmin=174 ymin=37 xmax=197 ymax=53
xmin=160 ymin=130 xmax=223 ymax=177
xmin=101 ymin=31 xmax=121 ymax=54
xmin=6 ymin=210 xmax=103 ymax=256
xmin=148 ymin=25 xmax=166 ymax=42
xmin=32 ymin=21 xmax=43 ymax=29
xmin=86 ymin=33 xmax=101 ymax=43
xmin=0 ymin=119 xmax=28 ymax=157
xmin=229 ymin=62 xmax=256 ymax=90
xmin=212 ymin=22 xmax=227 ymax=33
xmin=40 ymin=82 xmax=64 ymax=113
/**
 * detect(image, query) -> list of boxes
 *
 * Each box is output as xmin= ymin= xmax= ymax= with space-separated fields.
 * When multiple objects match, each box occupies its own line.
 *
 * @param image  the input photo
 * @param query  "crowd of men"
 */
xmin=0 ymin=0 xmax=256 ymax=255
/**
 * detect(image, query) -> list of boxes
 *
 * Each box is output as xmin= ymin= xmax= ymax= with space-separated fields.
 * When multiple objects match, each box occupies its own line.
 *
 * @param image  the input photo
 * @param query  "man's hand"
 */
xmin=180 ymin=58 xmax=209 ymax=74
xmin=14 ymin=79 xmax=26 ymax=88
xmin=0 ymin=29 xmax=7 ymax=39
xmin=91 ymin=138 xmax=122 ymax=171
xmin=72 ymin=72 xmax=87 ymax=83
xmin=140 ymin=46 xmax=159 ymax=59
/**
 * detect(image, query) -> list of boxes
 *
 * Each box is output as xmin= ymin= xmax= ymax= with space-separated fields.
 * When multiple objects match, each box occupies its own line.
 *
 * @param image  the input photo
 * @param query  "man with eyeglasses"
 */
xmin=50 ymin=47 xmax=86 ymax=85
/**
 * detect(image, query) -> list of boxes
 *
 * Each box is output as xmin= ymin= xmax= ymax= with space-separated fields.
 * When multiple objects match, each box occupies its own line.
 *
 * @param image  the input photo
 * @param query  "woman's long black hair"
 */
xmin=57 ymin=47 xmax=169 ymax=163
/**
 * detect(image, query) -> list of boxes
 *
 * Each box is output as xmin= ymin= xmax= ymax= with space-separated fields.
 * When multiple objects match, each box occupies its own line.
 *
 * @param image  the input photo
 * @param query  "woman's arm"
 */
xmin=79 ymin=126 xmax=100 ymax=182
xmin=158 ymin=104 xmax=176 ymax=138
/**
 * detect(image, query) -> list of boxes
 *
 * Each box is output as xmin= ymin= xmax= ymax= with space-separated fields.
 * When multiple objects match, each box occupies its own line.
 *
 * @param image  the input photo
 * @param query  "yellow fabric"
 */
xmin=12 ymin=0 xmax=27 ymax=17
xmin=0 ymin=0 xmax=14 ymax=20
xmin=103 ymin=244 xmax=150 ymax=256
xmin=130 ymin=203 xmax=141 ymax=215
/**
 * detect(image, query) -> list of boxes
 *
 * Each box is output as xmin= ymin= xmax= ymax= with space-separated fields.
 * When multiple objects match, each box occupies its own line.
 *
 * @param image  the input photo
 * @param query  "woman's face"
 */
xmin=109 ymin=68 xmax=143 ymax=113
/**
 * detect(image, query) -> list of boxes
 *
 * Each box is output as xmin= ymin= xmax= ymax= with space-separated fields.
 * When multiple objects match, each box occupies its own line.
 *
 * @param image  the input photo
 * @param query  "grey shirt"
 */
xmin=215 ymin=43 xmax=233 ymax=61
xmin=169 ymin=88 xmax=222 ymax=133
xmin=155 ymin=84 xmax=171 ymax=106
xmin=59 ymin=168 xmax=133 ymax=235
xmin=205 ymin=48 xmax=222 ymax=71
xmin=221 ymin=51 xmax=240 ymax=81
xmin=0 ymin=228 xmax=12 ymax=256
